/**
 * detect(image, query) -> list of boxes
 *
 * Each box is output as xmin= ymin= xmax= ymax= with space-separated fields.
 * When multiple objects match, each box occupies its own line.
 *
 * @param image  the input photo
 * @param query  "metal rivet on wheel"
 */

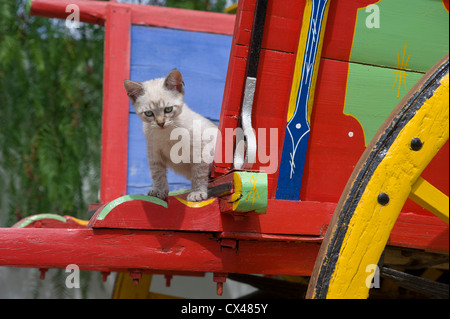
xmin=410 ymin=138 xmax=423 ymax=151
xmin=377 ymin=193 xmax=390 ymax=206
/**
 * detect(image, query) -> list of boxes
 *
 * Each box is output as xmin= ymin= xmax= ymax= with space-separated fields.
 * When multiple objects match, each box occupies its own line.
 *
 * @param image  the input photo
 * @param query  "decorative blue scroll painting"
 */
xmin=276 ymin=0 xmax=329 ymax=200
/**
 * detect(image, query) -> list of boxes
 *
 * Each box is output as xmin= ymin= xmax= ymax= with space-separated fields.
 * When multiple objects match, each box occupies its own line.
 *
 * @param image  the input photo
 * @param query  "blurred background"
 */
xmin=0 ymin=0 xmax=250 ymax=298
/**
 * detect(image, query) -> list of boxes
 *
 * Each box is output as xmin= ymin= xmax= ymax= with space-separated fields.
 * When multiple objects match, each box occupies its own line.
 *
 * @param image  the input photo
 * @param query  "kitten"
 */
xmin=124 ymin=69 xmax=218 ymax=202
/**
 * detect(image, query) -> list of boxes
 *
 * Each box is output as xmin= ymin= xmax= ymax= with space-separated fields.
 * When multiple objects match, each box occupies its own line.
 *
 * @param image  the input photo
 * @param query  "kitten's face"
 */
xmin=124 ymin=69 xmax=185 ymax=129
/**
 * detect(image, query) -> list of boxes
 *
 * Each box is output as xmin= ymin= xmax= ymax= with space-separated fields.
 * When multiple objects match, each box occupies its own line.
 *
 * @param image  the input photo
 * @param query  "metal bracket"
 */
xmin=233 ymin=0 xmax=268 ymax=170
xmin=234 ymin=77 xmax=257 ymax=169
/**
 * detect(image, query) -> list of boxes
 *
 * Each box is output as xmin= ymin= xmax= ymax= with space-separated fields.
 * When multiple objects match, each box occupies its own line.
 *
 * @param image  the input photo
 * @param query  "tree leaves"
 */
xmin=165 ymin=0 xmax=228 ymax=12
xmin=0 ymin=0 xmax=103 ymax=224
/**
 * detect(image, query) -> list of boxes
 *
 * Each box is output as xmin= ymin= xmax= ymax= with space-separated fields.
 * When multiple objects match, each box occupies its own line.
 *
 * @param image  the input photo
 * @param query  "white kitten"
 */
xmin=124 ymin=69 xmax=218 ymax=202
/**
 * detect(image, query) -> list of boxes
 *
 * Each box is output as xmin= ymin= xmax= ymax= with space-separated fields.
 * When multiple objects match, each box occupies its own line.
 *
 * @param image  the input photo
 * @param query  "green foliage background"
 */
xmin=0 ymin=0 xmax=104 ymax=226
xmin=166 ymin=0 xmax=227 ymax=11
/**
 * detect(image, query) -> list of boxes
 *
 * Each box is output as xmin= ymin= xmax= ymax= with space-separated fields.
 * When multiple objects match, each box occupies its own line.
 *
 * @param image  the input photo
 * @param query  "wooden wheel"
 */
xmin=306 ymin=55 xmax=449 ymax=299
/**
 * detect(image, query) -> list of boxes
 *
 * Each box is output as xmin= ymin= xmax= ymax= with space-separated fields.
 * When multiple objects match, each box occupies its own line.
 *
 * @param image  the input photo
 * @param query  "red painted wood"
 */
xmin=12 ymin=215 xmax=87 ymax=229
xmin=30 ymin=0 xmax=235 ymax=35
xmin=261 ymin=15 xmax=301 ymax=53
xmin=234 ymin=0 xmax=305 ymax=20
xmin=390 ymin=212 xmax=449 ymax=252
xmin=213 ymin=0 xmax=249 ymax=176
xmin=89 ymin=197 xmax=335 ymax=237
xmin=236 ymin=10 xmax=302 ymax=54
xmin=240 ymin=0 xmax=257 ymax=12
xmin=268 ymin=0 xmax=305 ymax=21
xmin=321 ymin=0 xmax=379 ymax=62
xmin=86 ymin=195 xmax=448 ymax=252
xmin=218 ymin=231 xmax=323 ymax=243
xmin=212 ymin=0 xmax=304 ymax=201
xmin=30 ymin=0 xmax=107 ymax=25
xmin=421 ymin=140 xmax=449 ymax=197
xmin=100 ymin=4 xmax=131 ymax=203
xmin=0 ymin=209 xmax=447 ymax=274
xmin=130 ymin=3 xmax=234 ymax=35
xmin=300 ymin=58 xmax=366 ymax=204
xmin=0 ymin=228 xmax=320 ymax=276
xmin=251 ymin=49 xmax=295 ymax=194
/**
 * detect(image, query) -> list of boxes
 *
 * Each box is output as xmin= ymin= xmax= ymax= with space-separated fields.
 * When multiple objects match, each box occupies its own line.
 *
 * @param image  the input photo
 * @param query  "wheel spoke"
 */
xmin=409 ymin=176 xmax=449 ymax=224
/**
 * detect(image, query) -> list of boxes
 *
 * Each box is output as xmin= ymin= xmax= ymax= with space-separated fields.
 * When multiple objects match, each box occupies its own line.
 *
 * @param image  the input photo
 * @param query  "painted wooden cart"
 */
xmin=0 ymin=0 xmax=448 ymax=299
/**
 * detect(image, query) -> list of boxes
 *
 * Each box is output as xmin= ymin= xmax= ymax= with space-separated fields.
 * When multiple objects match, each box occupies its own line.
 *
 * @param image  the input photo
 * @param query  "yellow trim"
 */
xmin=232 ymin=172 xmax=243 ymax=211
xmin=113 ymin=273 xmax=152 ymax=299
xmin=409 ymin=176 xmax=449 ymax=224
xmin=287 ymin=0 xmax=313 ymax=122
xmin=325 ymin=73 xmax=449 ymax=298
xmin=245 ymin=175 xmax=260 ymax=205
xmin=225 ymin=3 xmax=238 ymax=14
xmin=71 ymin=217 xmax=89 ymax=226
xmin=392 ymin=42 xmax=412 ymax=98
xmin=174 ymin=196 xmax=216 ymax=208
xmin=287 ymin=1 xmax=330 ymax=123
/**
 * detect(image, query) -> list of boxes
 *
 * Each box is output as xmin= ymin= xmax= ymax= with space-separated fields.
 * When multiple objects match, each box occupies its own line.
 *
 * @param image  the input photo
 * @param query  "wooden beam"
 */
xmin=30 ymin=0 xmax=107 ymax=25
xmin=100 ymin=3 xmax=131 ymax=203
xmin=0 ymin=228 xmax=319 ymax=276
xmin=29 ymin=0 xmax=235 ymax=35
xmin=86 ymin=193 xmax=448 ymax=252
xmin=409 ymin=177 xmax=449 ymax=224
xmin=88 ymin=195 xmax=334 ymax=236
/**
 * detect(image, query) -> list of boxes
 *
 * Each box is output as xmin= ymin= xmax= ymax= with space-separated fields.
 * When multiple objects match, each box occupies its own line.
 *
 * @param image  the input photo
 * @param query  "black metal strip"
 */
xmin=246 ymin=0 xmax=268 ymax=78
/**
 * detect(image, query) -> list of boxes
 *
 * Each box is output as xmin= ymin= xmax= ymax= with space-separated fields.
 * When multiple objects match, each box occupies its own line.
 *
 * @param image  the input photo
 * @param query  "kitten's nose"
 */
xmin=157 ymin=122 xmax=165 ymax=128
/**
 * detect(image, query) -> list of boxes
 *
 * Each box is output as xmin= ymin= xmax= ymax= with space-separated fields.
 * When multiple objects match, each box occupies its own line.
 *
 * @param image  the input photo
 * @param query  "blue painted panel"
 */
xmin=126 ymin=26 xmax=231 ymax=194
xmin=129 ymin=26 xmax=231 ymax=120
xmin=127 ymin=114 xmax=192 ymax=194
xmin=129 ymin=66 xmax=225 ymax=122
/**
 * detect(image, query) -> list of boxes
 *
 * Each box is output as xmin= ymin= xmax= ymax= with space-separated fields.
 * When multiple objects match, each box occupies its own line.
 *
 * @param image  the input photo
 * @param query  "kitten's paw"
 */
xmin=147 ymin=188 xmax=168 ymax=200
xmin=187 ymin=191 xmax=208 ymax=202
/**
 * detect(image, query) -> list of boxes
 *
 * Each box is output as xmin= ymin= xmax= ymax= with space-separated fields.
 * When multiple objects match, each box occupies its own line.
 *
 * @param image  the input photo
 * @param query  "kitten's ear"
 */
xmin=124 ymin=80 xmax=144 ymax=103
xmin=164 ymin=69 xmax=185 ymax=94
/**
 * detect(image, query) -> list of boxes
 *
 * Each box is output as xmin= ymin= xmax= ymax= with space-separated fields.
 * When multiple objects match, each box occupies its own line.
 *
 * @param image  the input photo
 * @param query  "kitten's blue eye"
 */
xmin=164 ymin=106 xmax=173 ymax=113
xmin=144 ymin=111 xmax=153 ymax=117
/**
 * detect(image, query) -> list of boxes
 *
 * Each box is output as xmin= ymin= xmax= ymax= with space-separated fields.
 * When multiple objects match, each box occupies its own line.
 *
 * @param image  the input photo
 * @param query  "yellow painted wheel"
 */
xmin=306 ymin=55 xmax=449 ymax=299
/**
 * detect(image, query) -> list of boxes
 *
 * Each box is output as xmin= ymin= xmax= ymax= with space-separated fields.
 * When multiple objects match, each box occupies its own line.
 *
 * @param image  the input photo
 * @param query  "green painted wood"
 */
xmin=350 ymin=0 xmax=449 ymax=73
xmin=235 ymin=172 xmax=268 ymax=214
xmin=15 ymin=214 xmax=66 ymax=228
xmin=344 ymin=62 xmax=423 ymax=145
xmin=343 ymin=0 xmax=448 ymax=145
xmin=96 ymin=195 xmax=168 ymax=221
